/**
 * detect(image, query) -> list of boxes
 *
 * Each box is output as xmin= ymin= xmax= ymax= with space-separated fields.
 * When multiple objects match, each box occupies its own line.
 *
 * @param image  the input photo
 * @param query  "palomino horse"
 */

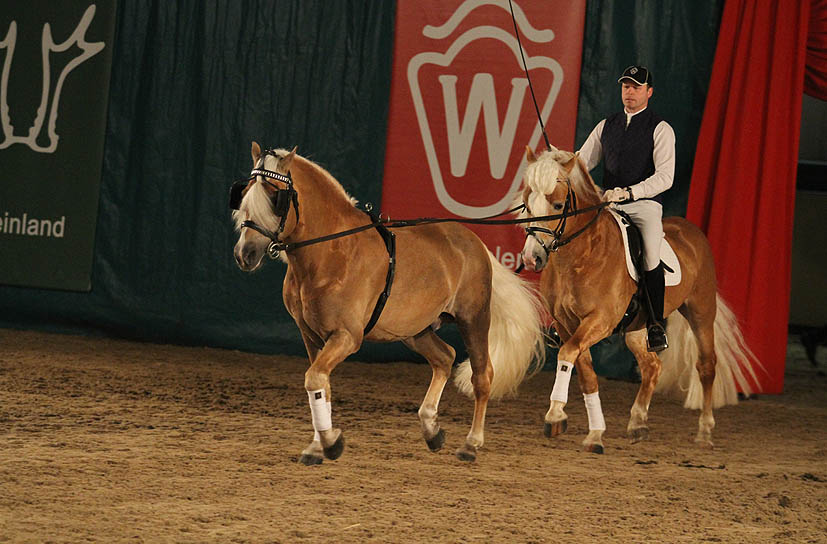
xmin=518 ymin=146 xmax=760 ymax=453
xmin=232 ymin=143 xmax=547 ymax=463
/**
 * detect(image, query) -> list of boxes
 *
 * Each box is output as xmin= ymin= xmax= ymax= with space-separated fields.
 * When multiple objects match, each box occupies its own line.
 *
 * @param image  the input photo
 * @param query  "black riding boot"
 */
xmin=643 ymin=264 xmax=668 ymax=352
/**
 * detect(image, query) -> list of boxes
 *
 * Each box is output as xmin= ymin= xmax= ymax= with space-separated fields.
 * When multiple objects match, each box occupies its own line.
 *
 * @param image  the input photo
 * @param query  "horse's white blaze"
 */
xmin=520 ymin=234 xmax=542 ymax=268
xmin=519 ymin=189 xmax=554 ymax=269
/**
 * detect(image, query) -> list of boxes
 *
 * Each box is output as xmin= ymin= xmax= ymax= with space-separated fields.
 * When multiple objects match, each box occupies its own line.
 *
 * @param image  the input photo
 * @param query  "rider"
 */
xmin=577 ymin=65 xmax=675 ymax=352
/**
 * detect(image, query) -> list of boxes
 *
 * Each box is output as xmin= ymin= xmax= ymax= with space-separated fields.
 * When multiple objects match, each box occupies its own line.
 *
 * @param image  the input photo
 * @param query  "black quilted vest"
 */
xmin=600 ymin=108 xmax=663 ymax=203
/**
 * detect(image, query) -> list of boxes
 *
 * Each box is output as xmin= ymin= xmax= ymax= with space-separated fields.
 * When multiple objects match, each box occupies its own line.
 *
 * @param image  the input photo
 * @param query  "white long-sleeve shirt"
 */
xmin=577 ymin=107 xmax=676 ymax=201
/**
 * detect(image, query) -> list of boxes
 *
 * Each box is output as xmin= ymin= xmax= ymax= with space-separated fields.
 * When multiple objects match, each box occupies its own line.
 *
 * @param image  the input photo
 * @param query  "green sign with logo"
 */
xmin=0 ymin=1 xmax=116 ymax=291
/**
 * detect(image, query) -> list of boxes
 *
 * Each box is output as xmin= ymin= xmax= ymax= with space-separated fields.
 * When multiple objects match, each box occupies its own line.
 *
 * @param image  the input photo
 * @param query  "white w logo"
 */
xmin=440 ymin=74 xmax=528 ymax=179
xmin=0 ymin=5 xmax=104 ymax=153
xmin=407 ymin=0 xmax=563 ymax=218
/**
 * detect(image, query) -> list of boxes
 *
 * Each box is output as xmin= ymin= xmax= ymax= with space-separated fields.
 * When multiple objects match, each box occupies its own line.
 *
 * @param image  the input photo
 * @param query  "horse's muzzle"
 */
xmin=520 ymin=246 xmax=547 ymax=273
xmin=234 ymin=243 xmax=263 ymax=272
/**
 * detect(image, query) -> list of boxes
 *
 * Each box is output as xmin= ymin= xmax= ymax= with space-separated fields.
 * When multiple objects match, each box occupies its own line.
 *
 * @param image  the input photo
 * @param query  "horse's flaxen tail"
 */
xmin=656 ymin=294 xmax=764 ymax=409
xmin=453 ymin=251 xmax=548 ymax=400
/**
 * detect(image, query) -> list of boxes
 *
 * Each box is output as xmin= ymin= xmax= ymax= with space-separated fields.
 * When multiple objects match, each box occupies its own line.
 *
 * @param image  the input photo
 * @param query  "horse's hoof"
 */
xmin=323 ymin=433 xmax=345 ymax=460
xmin=425 ymin=429 xmax=445 ymax=452
xmin=544 ymin=419 xmax=567 ymax=438
xmin=298 ymin=454 xmax=323 ymax=466
xmin=694 ymin=437 xmax=714 ymax=449
xmin=584 ymin=443 xmax=604 ymax=455
xmin=456 ymin=444 xmax=477 ymax=462
xmin=628 ymin=427 xmax=649 ymax=444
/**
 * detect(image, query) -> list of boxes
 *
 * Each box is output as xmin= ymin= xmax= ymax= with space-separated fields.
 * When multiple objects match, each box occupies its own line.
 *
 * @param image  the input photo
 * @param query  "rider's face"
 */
xmin=621 ymin=82 xmax=653 ymax=114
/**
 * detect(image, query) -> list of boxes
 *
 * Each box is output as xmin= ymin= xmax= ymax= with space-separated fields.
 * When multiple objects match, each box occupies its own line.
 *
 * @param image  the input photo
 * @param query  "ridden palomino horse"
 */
xmin=231 ymin=143 xmax=547 ymax=463
xmin=518 ymin=146 xmax=760 ymax=453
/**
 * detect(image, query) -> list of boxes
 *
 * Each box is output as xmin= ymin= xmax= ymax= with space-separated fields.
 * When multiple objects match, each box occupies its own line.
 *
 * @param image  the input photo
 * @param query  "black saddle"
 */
xmin=611 ymin=210 xmax=646 ymax=335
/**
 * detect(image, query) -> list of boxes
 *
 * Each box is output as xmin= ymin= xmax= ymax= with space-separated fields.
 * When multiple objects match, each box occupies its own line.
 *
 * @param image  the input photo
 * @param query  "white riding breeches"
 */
xmin=615 ymin=199 xmax=663 ymax=271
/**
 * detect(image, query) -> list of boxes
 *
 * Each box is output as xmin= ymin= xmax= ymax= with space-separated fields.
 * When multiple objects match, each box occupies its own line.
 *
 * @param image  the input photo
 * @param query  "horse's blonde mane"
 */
xmin=524 ymin=147 xmax=600 ymax=200
xmin=266 ymin=149 xmax=358 ymax=207
xmin=233 ymin=148 xmax=358 ymax=231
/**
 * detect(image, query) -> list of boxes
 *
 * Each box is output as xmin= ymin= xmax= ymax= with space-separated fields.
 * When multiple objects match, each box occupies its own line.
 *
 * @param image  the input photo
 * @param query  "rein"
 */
xmin=230 ymin=156 xmax=608 ymax=258
xmin=242 ymin=200 xmax=609 ymax=256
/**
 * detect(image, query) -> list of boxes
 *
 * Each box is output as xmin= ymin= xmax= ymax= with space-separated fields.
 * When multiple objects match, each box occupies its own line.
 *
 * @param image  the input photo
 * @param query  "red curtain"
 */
xmin=687 ymin=0 xmax=811 ymax=394
xmin=806 ymin=0 xmax=827 ymax=99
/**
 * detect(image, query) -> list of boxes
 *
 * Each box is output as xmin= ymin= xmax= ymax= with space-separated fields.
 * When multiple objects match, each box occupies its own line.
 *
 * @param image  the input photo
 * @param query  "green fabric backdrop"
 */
xmin=0 ymin=0 xmax=395 ymax=358
xmin=0 ymin=1 xmax=724 ymax=372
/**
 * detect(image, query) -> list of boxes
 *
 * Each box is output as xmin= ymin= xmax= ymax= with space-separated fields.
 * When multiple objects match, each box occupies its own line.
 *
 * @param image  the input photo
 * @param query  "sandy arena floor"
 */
xmin=1 ymin=328 xmax=825 ymax=543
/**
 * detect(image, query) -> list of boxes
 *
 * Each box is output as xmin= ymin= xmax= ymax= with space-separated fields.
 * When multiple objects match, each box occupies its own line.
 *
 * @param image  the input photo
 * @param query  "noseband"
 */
xmin=524 ymin=178 xmax=577 ymax=255
xmin=228 ymin=149 xmax=300 ymax=258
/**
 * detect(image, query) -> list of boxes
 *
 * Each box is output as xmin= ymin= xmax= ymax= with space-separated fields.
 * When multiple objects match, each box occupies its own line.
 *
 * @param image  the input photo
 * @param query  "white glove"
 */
xmin=602 ymin=187 xmax=632 ymax=203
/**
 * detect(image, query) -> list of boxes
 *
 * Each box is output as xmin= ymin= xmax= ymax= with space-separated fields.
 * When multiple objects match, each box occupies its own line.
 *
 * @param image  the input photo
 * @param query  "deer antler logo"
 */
xmin=0 ymin=5 xmax=104 ymax=153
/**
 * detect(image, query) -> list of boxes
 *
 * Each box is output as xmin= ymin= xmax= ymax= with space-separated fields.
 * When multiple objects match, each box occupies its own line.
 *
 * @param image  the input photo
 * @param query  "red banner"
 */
xmin=382 ymin=0 xmax=586 ymax=271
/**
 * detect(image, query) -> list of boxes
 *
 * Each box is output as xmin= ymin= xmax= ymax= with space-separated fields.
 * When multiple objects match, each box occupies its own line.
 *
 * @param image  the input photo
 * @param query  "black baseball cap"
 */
xmin=618 ymin=65 xmax=652 ymax=87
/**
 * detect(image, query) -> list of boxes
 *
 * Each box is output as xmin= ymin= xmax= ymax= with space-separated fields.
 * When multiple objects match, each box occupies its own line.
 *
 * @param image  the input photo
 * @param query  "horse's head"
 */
xmin=518 ymin=146 xmax=601 ymax=271
xmin=232 ymin=142 xmax=299 ymax=272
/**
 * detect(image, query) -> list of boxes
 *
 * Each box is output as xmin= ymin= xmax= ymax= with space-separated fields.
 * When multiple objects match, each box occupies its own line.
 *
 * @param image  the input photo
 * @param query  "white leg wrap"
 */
xmin=312 ymin=402 xmax=331 ymax=441
xmin=584 ymin=391 xmax=606 ymax=431
xmin=308 ymin=390 xmax=332 ymax=432
xmin=550 ymin=360 xmax=574 ymax=403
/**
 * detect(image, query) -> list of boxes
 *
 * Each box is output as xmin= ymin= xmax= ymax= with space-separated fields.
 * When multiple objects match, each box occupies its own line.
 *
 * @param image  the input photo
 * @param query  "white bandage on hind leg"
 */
xmin=583 ymin=391 xmax=606 ymax=431
xmin=550 ymin=361 xmax=574 ymax=403
xmin=312 ymin=402 xmax=331 ymax=442
xmin=308 ymin=390 xmax=332 ymax=432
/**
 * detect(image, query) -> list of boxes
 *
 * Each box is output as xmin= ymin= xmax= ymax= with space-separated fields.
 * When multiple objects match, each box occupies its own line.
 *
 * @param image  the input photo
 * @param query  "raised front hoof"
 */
xmin=425 ymin=429 xmax=446 ymax=452
xmin=544 ymin=419 xmax=567 ymax=438
xmin=628 ymin=427 xmax=649 ymax=444
xmin=456 ymin=444 xmax=477 ymax=462
xmin=323 ymin=433 xmax=345 ymax=460
xmin=583 ymin=443 xmax=604 ymax=455
xmin=298 ymin=453 xmax=324 ymax=466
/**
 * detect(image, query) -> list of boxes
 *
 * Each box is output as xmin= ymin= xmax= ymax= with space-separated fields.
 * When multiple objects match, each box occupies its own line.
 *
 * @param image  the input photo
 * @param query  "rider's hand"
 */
xmin=602 ymin=187 xmax=632 ymax=203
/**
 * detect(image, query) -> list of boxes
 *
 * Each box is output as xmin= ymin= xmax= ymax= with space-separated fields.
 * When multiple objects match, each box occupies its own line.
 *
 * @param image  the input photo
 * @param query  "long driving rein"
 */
xmin=229 ymin=157 xmax=609 ymax=259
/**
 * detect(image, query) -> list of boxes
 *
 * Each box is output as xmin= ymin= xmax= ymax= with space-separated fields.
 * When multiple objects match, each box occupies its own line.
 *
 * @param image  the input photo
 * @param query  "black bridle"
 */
xmin=229 ymin=149 xmax=300 ymax=258
xmin=523 ymin=177 xmax=605 ymax=257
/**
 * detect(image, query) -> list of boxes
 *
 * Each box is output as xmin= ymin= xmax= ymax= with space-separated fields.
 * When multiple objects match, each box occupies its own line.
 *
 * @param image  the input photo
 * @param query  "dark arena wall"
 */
xmin=0 ymin=1 xmax=724 ymax=372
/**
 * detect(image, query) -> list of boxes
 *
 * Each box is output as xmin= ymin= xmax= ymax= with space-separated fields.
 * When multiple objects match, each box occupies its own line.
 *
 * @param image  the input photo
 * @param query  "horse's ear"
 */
xmin=525 ymin=145 xmax=537 ymax=164
xmin=251 ymin=141 xmax=261 ymax=164
xmin=282 ymin=146 xmax=298 ymax=169
xmin=562 ymin=154 xmax=578 ymax=174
